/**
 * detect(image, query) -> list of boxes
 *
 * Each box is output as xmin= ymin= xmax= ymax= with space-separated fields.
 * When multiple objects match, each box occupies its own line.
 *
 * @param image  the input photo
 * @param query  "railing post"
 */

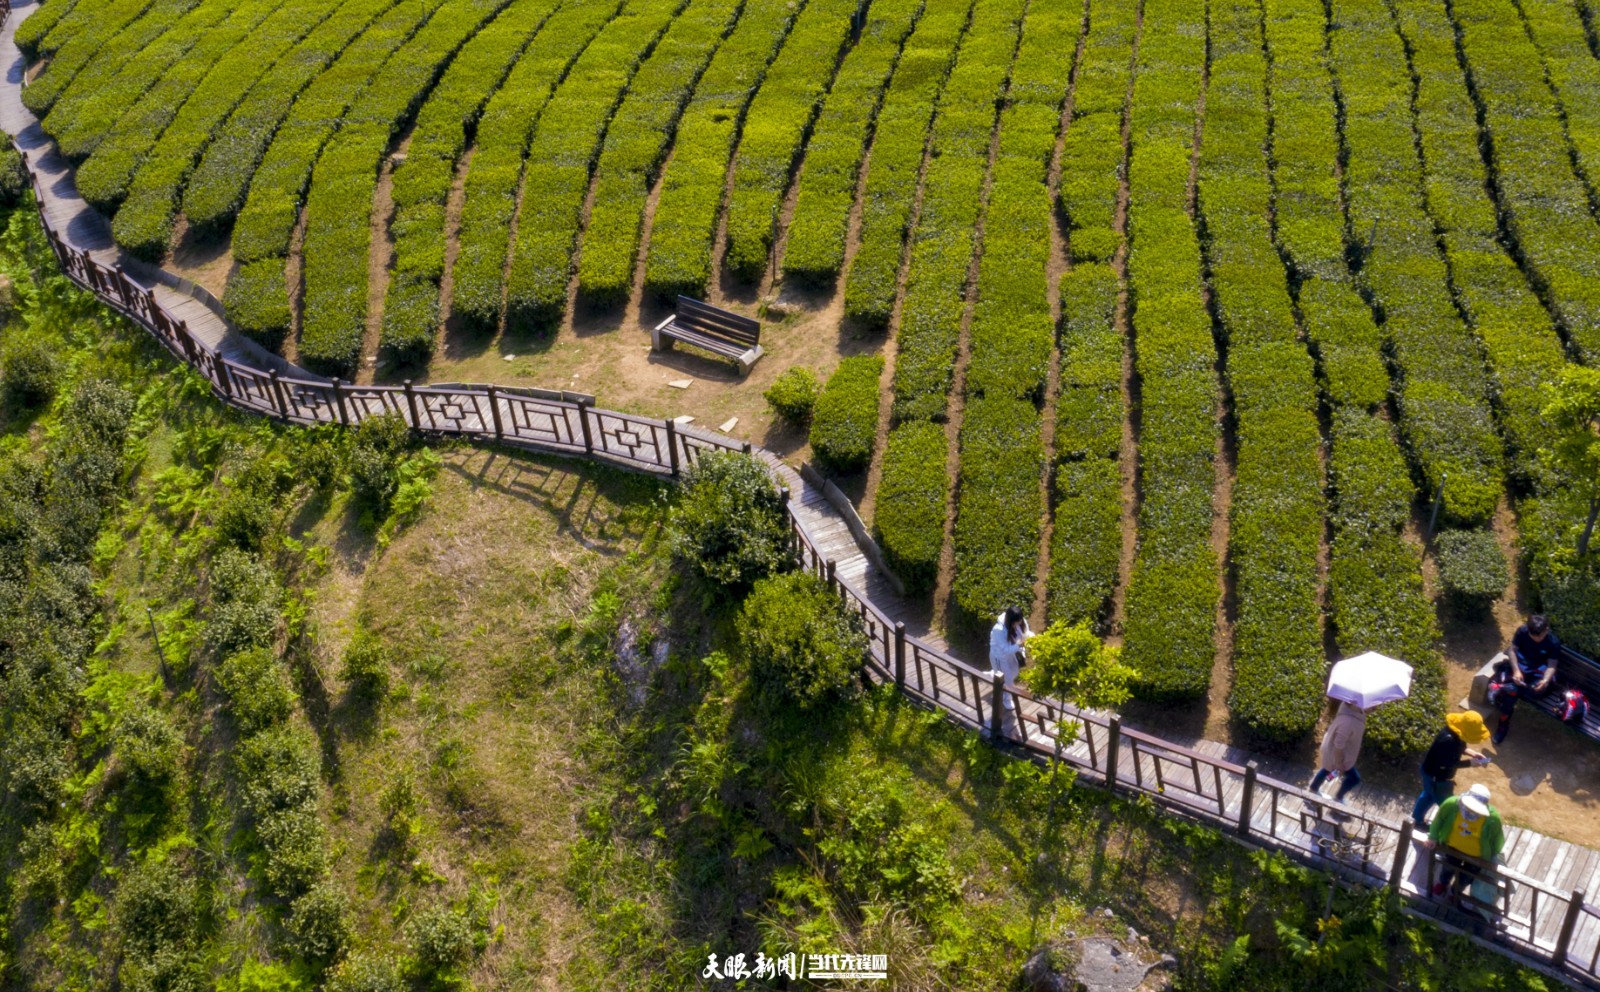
xmin=1105 ymin=716 xmax=1121 ymax=788
xmin=1554 ymin=889 xmax=1585 ymax=966
xmin=825 ymin=558 xmax=837 ymax=595
xmin=989 ymin=672 xmax=1005 ymax=740
xmin=268 ymin=369 xmax=289 ymax=420
xmin=577 ymin=397 xmax=595 ymax=455
xmin=213 ymin=354 xmax=233 ymax=399
xmin=894 ymin=621 xmax=906 ymax=688
xmin=330 ymin=378 xmax=349 ymax=425
xmin=1390 ymin=820 xmax=1415 ymax=890
xmin=665 ymin=417 xmax=680 ymax=475
xmin=486 ymin=385 xmax=505 ymax=439
xmin=1237 ymin=761 xmax=1257 ymax=837
xmin=403 ymin=379 xmax=421 ymax=429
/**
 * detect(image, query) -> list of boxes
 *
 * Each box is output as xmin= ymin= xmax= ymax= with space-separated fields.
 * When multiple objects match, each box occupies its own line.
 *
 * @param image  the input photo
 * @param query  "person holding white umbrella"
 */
xmin=1307 ymin=652 xmax=1415 ymax=806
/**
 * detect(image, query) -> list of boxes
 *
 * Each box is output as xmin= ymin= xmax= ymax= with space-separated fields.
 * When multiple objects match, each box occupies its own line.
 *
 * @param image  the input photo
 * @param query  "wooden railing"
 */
xmin=12 ymin=156 xmax=1600 ymax=987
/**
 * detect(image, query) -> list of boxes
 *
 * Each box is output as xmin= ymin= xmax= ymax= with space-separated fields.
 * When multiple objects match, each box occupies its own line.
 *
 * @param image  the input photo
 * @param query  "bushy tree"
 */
xmin=326 ymin=954 xmax=405 ymax=992
xmin=669 ymin=451 xmax=795 ymax=592
xmin=738 ymin=572 xmax=867 ymax=709
xmin=1018 ymin=621 xmax=1137 ymax=713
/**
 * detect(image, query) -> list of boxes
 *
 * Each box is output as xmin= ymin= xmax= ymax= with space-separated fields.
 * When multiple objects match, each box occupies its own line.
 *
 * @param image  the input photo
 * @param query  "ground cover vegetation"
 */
xmin=22 ymin=0 xmax=1600 ymax=756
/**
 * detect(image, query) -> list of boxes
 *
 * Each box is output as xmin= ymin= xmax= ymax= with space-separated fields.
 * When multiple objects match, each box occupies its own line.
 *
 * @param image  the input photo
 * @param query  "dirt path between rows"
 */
xmin=357 ymin=129 xmax=411 ymax=385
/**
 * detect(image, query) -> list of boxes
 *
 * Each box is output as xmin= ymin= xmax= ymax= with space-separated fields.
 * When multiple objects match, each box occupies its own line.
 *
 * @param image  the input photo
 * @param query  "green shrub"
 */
xmin=349 ymin=413 xmax=415 ymax=517
xmin=951 ymin=397 xmax=1044 ymax=626
xmin=0 ymin=148 xmax=27 ymax=207
xmin=1047 ymin=459 xmax=1122 ymax=628
xmin=114 ymin=859 xmax=198 ymax=959
xmin=216 ymin=647 xmax=296 ymax=734
xmin=763 ymin=367 xmax=820 ymax=425
xmin=1436 ymin=528 xmax=1508 ymax=610
xmin=326 ymin=954 xmax=405 ymax=992
xmin=809 ymin=356 xmax=883 ymax=473
xmin=287 ymin=882 xmax=350 ymax=965
xmin=256 ymin=806 xmax=330 ymax=899
xmin=114 ymin=705 xmax=183 ymax=795
xmin=669 ymin=451 xmax=795 ymax=593
xmin=236 ymin=723 xmax=322 ymax=818
xmin=205 ymin=549 xmax=282 ymax=656
xmin=407 ymin=904 xmax=478 ymax=980
xmin=214 ymin=481 xmax=278 ymax=552
xmin=873 ymin=421 xmax=947 ymax=593
xmin=738 ymin=572 xmax=867 ymax=709
xmin=2 ymin=338 xmax=62 ymax=409
xmin=341 ymin=629 xmax=391 ymax=698
xmin=223 ymin=260 xmax=291 ymax=349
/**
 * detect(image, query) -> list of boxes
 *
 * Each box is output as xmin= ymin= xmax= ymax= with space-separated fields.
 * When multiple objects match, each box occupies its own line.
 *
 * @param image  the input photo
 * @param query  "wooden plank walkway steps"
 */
xmin=1 ymin=0 xmax=1597 ymax=984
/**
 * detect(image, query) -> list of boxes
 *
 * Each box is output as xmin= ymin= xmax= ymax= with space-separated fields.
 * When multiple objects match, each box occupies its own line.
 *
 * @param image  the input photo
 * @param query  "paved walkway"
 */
xmin=2 ymin=1 xmax=1597 ymax=982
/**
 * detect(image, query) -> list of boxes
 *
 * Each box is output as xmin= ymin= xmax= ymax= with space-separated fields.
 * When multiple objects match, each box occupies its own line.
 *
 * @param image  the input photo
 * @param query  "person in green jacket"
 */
xmin=1423 ymin=783 xmax=1505 ymax=904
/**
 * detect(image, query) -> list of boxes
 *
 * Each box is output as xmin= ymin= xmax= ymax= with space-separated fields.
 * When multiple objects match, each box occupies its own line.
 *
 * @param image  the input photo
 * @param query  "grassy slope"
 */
xmin=0 ymin=199 xmax=1558 ymax=992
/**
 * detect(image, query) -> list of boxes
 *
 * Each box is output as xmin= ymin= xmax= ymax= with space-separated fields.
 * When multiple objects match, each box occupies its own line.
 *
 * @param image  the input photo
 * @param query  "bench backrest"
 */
xmin=675 ymin=296 xmax=760 ymax=346
xmin=1559 ymin=645 xmax=1600 ymax=691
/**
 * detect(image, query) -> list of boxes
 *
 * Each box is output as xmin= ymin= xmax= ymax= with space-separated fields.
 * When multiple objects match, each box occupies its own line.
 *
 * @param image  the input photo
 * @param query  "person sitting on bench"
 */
xmin=1491 ymin=614 xmax=1562 ymax=744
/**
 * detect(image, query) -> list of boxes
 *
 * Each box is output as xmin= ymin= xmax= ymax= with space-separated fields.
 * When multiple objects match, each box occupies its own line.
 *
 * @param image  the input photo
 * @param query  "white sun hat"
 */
xmin=1463 ymin=783 xmax=1492 ymax=817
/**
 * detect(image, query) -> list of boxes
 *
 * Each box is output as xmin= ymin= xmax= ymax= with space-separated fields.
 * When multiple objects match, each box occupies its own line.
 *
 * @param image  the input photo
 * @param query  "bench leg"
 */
xmin=651 ymin=325 xmax=673 ymax=352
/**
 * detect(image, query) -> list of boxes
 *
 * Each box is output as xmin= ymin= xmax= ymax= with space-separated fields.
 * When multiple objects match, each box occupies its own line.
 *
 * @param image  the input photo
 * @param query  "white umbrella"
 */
xmin=1326 ymin=651 xmax=1413 ymax=709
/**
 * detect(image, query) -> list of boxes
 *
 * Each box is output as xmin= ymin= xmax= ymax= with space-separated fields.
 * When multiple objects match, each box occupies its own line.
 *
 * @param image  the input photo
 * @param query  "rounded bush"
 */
xmin=406 ymin=904 xmax=476 ymax=978
xmin=738 ymin=572 xmax=867 ymax=709
xmin=350 ymin=413 xmax=414 ymax=516
xmin=763 ymin=367 xmax=820 ymax=425
xmin=341 ymin=630 xmax=391 ymax=699
xmin=809 ymin=355 xmax=883 ymax=473
xmin=115 ymin=859 xmax=198 ymax=958
xmin=1435 ymin=528 xmax=1508 ymax=610
xmin=215 ymin=647 xmax=296 ymax=734
xmin=114 ymin=706 xmax=183 ymax=794
xmin=2 ymin=338 xmax=62 ymax=409
xmin=287 ymin=882 xmax=351 ymax=965
xmin=327 ymin=954 xmax=405 ymax=992
xmin=669 ymin=451 xmax=795 ymax=593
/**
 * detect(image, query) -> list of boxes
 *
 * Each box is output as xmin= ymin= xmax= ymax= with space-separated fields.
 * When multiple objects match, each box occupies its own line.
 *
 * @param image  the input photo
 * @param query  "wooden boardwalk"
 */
xmin=1 ymin=0 xmax=1597 ymax=981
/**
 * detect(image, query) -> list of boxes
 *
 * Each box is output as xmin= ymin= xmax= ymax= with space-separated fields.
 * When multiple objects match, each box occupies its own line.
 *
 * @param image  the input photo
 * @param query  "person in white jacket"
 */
xmin=988 ymin=607 xmax=1031 ymax=739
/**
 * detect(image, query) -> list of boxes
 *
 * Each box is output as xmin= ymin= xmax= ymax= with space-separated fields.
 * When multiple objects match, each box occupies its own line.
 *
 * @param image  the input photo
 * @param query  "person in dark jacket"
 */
xmin=1411 ymin=711 xmax=1490 ymax=830
xmin=1490 ymin=615 xmax=1563 ymax=744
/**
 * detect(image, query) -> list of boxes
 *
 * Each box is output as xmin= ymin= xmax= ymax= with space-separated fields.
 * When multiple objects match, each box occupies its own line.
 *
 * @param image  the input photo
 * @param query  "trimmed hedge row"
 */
xmin=640 ymin=0 xmax=807 ymax=302
xmin=1120 ymin=0 xmax=1217 ymax=701
xmin=14 ymin=0 xmax=82 ymax=60
xmin=20 ymin=0 xmax=163 ymax=117
xmin=40 ymin=0 xmax=211 ymax=156
xmin=447 ymin=0 xmax=624 ymax=335
xmin=502 ymin=0 xmax=713 ymax=335
xmin=873 ymin=420 xmax=947 ymax=593
xmin=1057 ymin=0 xmax=1137 ymax=264
xmin=1048 ymin=264 xmax=1121 ymax=627
xmin=951 ymin=396 xmax=1044 ymax=626
xmin=182 ymin=0 xmax=402 ymax=234
xmin=888 ymin=0 xmax=1026 ymax=423
xmin=1202 ymin=0 xmax=1326 ymax=743
xmin=870 ymin=0 xmax=1024 ymax=585
xmin=379 ymin=0 xmax=582 ymax=360
xmin=839 ymin=0 xmax=975 ymax=326
xmin=948 ymin=0 xmax=1077 ymax=626
xmin=1327 ymin=410 xmax=1446 ymax=755
xmin=778 ymin=0 xmax=928 ymax=286
xmin=376 ymin=0 xmax=572 ymax=363
xmin=573 ymin=0 xmax=755 ymax=307
xmin=1461 ymin=0 xmax=1600 ymax=363
xmin=299 ymin=0 xmax=516 ymax=374
xmin=1393 ymin=0 xmax=1568 ymax=483
xmin=71 ymin=0 xmax=283 ymax=212
xmin=1296 ymin=278 xmax=1387 ymax=411
xmin=1325 ymin=0 xmax=1503 ymax=528
xmin=720 ymin=0 xmax=863 ymax=283
xmin=110 ymin=0 xmax=345 ymax=261
xmin=810 ymin=355 xmax=884 ymax=472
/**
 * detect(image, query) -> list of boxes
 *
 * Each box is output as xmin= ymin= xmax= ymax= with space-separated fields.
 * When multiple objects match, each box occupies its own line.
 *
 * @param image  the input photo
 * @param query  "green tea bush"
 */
xmin=670 ymin=451 xmax=795 ymax=592
xmin=237 ymin=723 xmax=321 ymax=817
xmin=407 ymin=904 xmax=478 ymax=980
xmin=643 ymin=1 xmax=803 ymax=301
xmin=779 ymin=0 xmax=925 ymax=285
xmin=2 ymin=338 xmax=62 ymax=408
xmin=0 ymin=147 xmax=28 ymax=207
xmin=341 ymin=628 xmax=392 ymax=698
xmin=951 ymin=397 xmax=1043 ymax=627
xmin=222 ymin=259 xmax=291 ymax=348
xmin=739 ymin=572 xmax=867 ymax=709
xmin=809 ymin=356 xmax=882 ymax=473
xmin=287 ymin=882 xmax=351 ymax=965
xmin=1047 ymin=460 xmax=1121 ymax=628
xmin=450 ymin=0 xmax=619 ymax=333
xmin=1058 ymin=0 xmax=1137 ymax=264
xmin=22 ymin=0 xmax=176 ymax=121
xmin=840 ymin=0 xmax=973 ymax=325
xmin=721 ymin=0 xmax=859 ymax=283
xmin=502 ymin=1 xmax=685 ymax=334
xmin=326 ymin=954 xmax=405 ymax=992
xmin=576 ymin=0 xmax=746 ymax=305
xmin=763 ymin=366 xmax=820 ymax=425
xmin=114 ymin=705 xmax=183 ymax=795
xmin=872 ymin=421 xmax=947 ymax=593
xmin=1296 ymin=278 xmax=1388 ymax=411
xmin=257 ymin=806 xmax=331 ymax=898
xmin=1436 ymin=528 xmax=1508 ymax=611
xmin=349 ymin=413 xmax=415 ymax=517
xmin=216 ymin=647 xmax=297 ymax=734
xmin=205 ymin=549 xmax=282 ymax=656
xmin=114 ymin=859 xmax=198 ymax=959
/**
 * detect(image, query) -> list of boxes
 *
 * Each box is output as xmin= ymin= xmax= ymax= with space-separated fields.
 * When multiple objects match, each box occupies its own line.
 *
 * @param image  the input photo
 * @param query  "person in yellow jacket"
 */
xmin=1424 ymin=783 xmax=1506 ymax=904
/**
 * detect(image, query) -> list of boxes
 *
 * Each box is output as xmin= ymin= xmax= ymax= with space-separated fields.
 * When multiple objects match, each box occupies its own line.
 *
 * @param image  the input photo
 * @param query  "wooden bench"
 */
xmin=652 ymin=296 xmax=763 ymax=374
xmin=1472 ymin=644 xmax=1600 ymax=740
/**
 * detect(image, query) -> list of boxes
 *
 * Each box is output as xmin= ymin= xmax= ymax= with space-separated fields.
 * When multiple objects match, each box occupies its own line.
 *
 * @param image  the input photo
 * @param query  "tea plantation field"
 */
xmin=21 ymin=0 xmax=1600 ymax=748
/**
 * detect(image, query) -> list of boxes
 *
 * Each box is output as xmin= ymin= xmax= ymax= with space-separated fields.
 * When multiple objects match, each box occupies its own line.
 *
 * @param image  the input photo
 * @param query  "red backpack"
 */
xmin=1558 ymin=689 xmax=1589 ymax=726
